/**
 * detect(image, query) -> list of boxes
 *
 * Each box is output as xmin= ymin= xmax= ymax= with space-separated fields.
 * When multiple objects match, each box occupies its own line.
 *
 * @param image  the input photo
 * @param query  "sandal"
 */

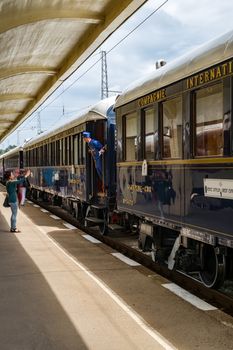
xmin=10 ymin=228 xmax=21 ymax=233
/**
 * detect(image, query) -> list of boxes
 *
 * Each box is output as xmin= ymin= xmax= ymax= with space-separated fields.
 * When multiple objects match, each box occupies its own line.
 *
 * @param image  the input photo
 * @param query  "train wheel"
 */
xmin=128 ymin=215 xmax=139 ymax=235
xmin=200 ymin=244 xmax=226 ymax=288
xmin=99 ymin=209 xmax=108 ymax=235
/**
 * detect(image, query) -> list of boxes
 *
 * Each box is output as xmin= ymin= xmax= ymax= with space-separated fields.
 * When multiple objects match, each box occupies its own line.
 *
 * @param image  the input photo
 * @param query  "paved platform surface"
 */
xmin=1 ymin=189 xmax=233 ymax=350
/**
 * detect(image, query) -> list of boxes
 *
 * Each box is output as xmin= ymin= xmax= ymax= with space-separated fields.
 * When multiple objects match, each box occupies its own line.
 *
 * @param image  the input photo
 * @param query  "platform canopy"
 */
xmin=0 ymin=0 xmax=147 ymax=142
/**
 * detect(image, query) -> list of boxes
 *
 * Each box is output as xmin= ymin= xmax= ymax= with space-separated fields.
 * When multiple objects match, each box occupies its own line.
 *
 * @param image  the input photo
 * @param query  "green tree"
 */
xmin=0 ymin=145 xmax=17 ymax=155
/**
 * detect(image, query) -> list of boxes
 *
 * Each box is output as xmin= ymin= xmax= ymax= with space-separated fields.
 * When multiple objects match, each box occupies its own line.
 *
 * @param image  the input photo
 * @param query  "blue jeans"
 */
xmin=9 ymin=202 xmax=18 ymax=230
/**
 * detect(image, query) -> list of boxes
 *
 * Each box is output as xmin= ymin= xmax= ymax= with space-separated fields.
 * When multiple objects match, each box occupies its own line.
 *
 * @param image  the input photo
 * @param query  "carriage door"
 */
xmin=89 ymin=120 xmax=106 ymax=196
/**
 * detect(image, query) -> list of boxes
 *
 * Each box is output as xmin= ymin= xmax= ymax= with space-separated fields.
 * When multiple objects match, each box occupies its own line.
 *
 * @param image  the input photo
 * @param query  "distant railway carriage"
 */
xmin=0 ymin=146 xmax=23 ymax=183
xmin=1 ymin=97 xmax=117 ymax=231
xmin=114 ymin=30 xmax=233 ymax=288
xmin=23 ymin=97 xmax=116 ymax=225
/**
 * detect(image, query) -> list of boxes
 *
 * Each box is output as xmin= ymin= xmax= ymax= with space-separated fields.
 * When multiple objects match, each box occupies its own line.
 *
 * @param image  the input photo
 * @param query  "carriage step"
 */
xmin=108 ymin=224 xmax=124 ymax=231
xmin=85 ymin=217 xmax=105 ymax=225
xmin=91 ymin=204 xmax=107 ymax=210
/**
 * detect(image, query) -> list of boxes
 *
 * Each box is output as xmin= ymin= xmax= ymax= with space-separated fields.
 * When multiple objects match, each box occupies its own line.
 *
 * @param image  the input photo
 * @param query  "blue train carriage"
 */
xmin=114 ymin=30 xmax=233 ymax=288
xmin=0 ymin=146 xmax=23 ymax=183
xmin=23 ymin=97 xmax=116 ymax=228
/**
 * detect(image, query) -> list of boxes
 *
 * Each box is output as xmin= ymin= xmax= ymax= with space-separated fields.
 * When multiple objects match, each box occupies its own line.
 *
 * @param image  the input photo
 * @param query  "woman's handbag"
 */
xmin=3 ymin=194 xmax=10 ymax=208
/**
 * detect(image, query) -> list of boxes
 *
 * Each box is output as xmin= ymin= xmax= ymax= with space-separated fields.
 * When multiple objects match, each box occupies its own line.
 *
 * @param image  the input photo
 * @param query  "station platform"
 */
xmin=1 ymin=188 xmax=233 ymax=350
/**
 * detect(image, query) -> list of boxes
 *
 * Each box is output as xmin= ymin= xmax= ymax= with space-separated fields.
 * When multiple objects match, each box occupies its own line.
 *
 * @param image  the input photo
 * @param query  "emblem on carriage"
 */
xmin=142 ymin=159 xmax=148 ymax=176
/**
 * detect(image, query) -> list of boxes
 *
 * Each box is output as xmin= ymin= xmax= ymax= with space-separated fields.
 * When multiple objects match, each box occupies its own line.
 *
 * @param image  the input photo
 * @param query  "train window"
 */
xmin=59 ymin=139 xmax=62 ymax=165
xmin=51 ymin=142 xmax=55 ymax=166
xmin=62 ymin=138 xmax=65 ymax=165
xmin=29 ymin=150 xmax=31 ymax=166
xmin=195 ymin=84 xmax=223 ymax=157
xmin=47 ymin=143 xmax=51 ymax=166
xmin=34 ymin=147 xmax=38 ymax=166
xmin=69 ymin=136 xmax=73 ymax=165
xmin=37 ymin=146 xmax=40 ymax=166
xmin=64 ymin=138 xmax=68 ymax=165
xmin=78 ymin=134 xmax=83 ymax=164
xmin=73 ymin=133 xmax=85 ymax=165
xmin=62 ymin=138 xmax=66 ymax=165
xmin=55 ymin=141 xmax=59 ymax=165
xmin=38 ymin=146 xmax=42 ymax=166
xmin=31 ymin=150 xmax=33 ymax=166
xmin=66 ymin=137 xmax=70 ymax=165
xmin=144 ymin=106 xmax=158 ymax=160
xmin=31 ymin=149 xmax=33 ymax=166
xmin=125 ymin=112 xmax=137 ymax=161
xmin=44 ymin=144 xmax=48 ymax=166
xmin=73 ymin=135 xmax=78 ymax=165
xmin=25 ymin=151 xmax=28 ymax=167
xmin=162 ymin=96 xmax=182 ymax=158
xmin=34 ymin=148 xmax=37 ymax=166
xmin=82 ymin=134 xmax=85 ymax=163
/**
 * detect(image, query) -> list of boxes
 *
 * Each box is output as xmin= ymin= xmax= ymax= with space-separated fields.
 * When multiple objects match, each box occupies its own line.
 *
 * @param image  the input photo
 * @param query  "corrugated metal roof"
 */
xmin=0 ymin=0 xmax=147 ymax=142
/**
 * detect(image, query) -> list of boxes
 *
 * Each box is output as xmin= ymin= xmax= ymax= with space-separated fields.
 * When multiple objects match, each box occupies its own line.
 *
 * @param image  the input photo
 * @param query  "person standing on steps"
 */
xmin=82 ymin=131 xmax=105 ymax=180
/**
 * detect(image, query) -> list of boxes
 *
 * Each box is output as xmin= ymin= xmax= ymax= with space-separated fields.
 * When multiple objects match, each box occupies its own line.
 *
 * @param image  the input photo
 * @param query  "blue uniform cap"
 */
xmin=83 ymin=131 xmax=91 ymax=138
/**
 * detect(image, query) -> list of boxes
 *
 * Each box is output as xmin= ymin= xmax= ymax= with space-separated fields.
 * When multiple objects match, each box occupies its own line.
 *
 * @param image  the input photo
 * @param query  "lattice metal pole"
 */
xmin=101 ymin=50 xmax=109 ymax=100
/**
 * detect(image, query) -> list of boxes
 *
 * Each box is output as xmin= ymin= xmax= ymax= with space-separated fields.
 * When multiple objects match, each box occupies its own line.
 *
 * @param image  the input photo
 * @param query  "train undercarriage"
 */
xmin=138 ymin=220 xmax=233 ymax=289
xmin=30 ymin=187 xmax=233 ymax=289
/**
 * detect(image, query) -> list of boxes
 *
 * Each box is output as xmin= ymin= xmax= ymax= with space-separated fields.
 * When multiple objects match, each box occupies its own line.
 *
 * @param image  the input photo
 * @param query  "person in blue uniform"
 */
xmin=82 ymin=131 xmax=105 ymax=179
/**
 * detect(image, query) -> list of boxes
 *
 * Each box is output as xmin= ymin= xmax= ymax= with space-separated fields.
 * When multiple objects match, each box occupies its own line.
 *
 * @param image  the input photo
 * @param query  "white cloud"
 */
xmin=163 ymin=0 xmax=232 ymax=26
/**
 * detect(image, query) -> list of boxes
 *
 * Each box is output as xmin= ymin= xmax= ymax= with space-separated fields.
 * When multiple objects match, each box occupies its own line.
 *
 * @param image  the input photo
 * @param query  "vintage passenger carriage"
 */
xmin=1 ymin=97 xmax=116 ymax=231
xmin=2 ymin=30 xmax=233 ymax=288
xmin=114 ymin=30 xmax=233 ymax=288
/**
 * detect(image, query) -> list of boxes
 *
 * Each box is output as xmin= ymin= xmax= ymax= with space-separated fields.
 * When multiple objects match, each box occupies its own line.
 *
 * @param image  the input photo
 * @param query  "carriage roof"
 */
xmin=0 ymin=146 xmax=22 ymax=160
xmin=115 ymin=29 xmax=233 ymax=108
xmin=24 ymin=96 xmax=116 ymax=147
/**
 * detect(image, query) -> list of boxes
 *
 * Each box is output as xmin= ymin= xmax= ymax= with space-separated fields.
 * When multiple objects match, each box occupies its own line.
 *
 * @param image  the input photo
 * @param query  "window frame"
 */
xmin=161 ymin=95 xmax=183 ymax=159
xmin=193 ymin=83 xmax=224 ymax=158
xmin=123 ymin=112 xmax=138 ymax=161
xmin=141 ymin=105 xmax=158 ymax=161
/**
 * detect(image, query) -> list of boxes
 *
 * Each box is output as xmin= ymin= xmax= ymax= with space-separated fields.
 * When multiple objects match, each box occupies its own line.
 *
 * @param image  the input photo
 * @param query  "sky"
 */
xmin=1 ymin=0 xmax=233 ymax=148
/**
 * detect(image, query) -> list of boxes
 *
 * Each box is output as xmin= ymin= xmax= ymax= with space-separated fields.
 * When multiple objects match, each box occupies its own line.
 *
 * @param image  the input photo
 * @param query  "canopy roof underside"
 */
xmin=0 ymin=0 xmax=147 ymax=142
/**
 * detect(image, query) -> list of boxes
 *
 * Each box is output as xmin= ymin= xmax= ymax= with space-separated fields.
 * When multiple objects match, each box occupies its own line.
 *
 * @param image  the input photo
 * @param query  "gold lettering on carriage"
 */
xmin=186 ymin=60 xmax=233 ymax=89
xmin=128 ymin=184 xmax=152 ymax=193
xmin=122 ymin=198 xmax=134 ymax=205
xmin=138 ymin=89 xmax=166 ymax=107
